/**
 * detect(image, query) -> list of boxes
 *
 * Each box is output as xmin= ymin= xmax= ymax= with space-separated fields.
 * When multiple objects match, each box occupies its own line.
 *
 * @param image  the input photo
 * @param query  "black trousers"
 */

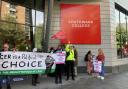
xmin=32 ymin=74 xmax=39 ymax=85
xmin=66 ymin=61 xmax=75 ymax=80
xmin=55 ymin=64 xmax=64 ymax=83
xmin=0 ymin=76 xmax=11 ymax=88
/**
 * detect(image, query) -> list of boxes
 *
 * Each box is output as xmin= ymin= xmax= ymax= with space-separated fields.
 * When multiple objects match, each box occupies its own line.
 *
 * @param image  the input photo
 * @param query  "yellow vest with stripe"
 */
xmin=65 ymin=44 xmax=70 ymax=52
xmin=65 ymin=46 xmax=75 ymax=61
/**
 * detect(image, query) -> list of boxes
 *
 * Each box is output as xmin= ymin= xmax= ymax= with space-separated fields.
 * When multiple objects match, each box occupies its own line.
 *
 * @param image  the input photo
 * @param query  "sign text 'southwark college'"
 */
xmin=60 ymin=4 xmax=101 ymax=44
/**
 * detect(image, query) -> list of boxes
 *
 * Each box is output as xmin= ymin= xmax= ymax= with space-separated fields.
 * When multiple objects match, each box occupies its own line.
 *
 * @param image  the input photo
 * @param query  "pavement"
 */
xmin=6 ymin=74 xmax=88 ymax=89
xmin=2 ymin=72 xmax=128 ymax=89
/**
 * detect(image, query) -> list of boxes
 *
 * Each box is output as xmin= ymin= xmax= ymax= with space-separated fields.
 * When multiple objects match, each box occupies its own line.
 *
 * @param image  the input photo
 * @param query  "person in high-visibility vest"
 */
xmin=65 ymin=44 xmax=75 ymax=80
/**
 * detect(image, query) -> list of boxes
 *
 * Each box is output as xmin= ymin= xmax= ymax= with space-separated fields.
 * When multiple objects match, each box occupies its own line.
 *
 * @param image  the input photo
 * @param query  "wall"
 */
xmin=48 ymin=0 xmax=114 ymax=72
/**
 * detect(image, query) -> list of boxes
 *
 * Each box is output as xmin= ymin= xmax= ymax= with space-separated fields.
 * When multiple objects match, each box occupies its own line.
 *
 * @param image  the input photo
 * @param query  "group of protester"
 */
xmin=50 ymin=44 xmax=105 ymax=84
xmin=31 ymin=44 xmax=105 ymax=85
xmin=48 ymin=44 xmax=78 ymax=84
xmin=84 ymin=48 xmax=105 ymax=80
xmin=0 ymin=41 xmax=105 ymax=89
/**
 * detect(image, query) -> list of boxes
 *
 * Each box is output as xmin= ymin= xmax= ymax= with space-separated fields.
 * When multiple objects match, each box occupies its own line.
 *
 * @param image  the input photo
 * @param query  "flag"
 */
xmin=51 ymin=30 xmax=66 ymax=40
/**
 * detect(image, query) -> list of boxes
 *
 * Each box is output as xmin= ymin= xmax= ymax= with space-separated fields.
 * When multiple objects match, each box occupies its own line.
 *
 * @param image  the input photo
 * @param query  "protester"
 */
xmin=96 ymin=48 xmax=105 ymax=80
xmin=65 ymin=44 xmax=75 ymax=80
xmin=54 ymin=45 xmax=65 ymax=84
xmin=84 ymin=50 xmax=93 ymax=75
xmin=32 ymin=48 xmax=39 ymax=86
xmin=0 ymin=42 xmax=11 ymax=89
xmin=72 ymin=46 xmax=78 ymax=76
xmin=45 ymin=55 xmax=55 ymax=77
xmin=44 ymin=47 xmax=56 ymax=77
xmin=49 ymin=47 xmax=55 ymax=53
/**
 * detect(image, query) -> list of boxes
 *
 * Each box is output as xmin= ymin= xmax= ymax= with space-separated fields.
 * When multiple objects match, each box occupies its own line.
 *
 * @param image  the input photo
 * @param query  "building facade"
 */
xmin=48 ymin=0 xmax=128 ymax=73
xmin=1 ymin=0 xmax=25 ymax=24
xmin=1 ymin=0 xmax=128 ymax=73
xmin=0 ymin=0 xmax=44 ymax=50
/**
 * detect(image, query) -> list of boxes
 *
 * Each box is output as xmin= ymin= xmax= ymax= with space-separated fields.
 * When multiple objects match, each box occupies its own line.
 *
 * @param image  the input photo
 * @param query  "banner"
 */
xmin=0 ymin=52 xmax=65 ymax=75
xmin=93 ymin=60 xmax=102 ymax=73
xmin=52 ymin=51 xmax=66 ymax=64
xmin=60 ymin=4 xmax=101 ymax=44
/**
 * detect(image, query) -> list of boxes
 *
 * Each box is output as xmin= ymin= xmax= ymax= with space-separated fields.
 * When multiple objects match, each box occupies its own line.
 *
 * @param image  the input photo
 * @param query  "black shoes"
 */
xmin=32 ymin=83 xmax=36 ymax=86
xmin=0 ymin=85 xmax=11 ymax=89
xmin=35 ymin=81 xmax=40 ymax=84
xmin=7 ymin=85 xmax=11 ymax=89
xmin=72 ymin=78 xmax=75 ymax=80
xmin=32 ymin=81 xmax=40 ymax=86
xmin=55 ymin=80 xmax=62 ymax=84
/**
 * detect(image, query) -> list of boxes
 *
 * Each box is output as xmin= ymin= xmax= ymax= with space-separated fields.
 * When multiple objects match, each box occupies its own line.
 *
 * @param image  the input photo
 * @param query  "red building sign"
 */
xmin=60 ymin=4 xmax=101 ymax=44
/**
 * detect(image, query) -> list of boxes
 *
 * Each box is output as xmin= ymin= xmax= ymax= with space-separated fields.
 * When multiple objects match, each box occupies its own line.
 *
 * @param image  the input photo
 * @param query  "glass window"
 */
xmin=10 ymin=11 xmax=16 ymax=15
xmin=0 ymin=0 xmax=45 ymax=51
xmin=116 ymin=9 xmax=128 ymax=58
xmin=10 ymin=4 xmax=16 ymax=9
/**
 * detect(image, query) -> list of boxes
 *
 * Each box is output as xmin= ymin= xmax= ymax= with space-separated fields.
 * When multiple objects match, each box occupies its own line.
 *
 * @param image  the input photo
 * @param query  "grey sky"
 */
xmin=32 ymin=10 xmax=44 ymax=25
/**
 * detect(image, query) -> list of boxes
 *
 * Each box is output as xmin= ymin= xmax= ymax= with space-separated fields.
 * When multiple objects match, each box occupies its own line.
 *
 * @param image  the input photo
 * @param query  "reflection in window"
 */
xmin=32 ymin=10 xmax=44 ymax=49
xmin=0 ymin=0 xmax=44 ymax=51
xmin=10 ymin=4 xmax=16 ymax=9
xmin=10 ymin=11 xmax=16 ymax=15
xmin=116 ymin=9 xmax=128 ymax=58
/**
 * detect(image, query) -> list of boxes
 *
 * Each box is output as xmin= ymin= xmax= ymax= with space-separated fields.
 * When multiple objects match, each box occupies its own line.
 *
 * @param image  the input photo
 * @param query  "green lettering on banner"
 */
xmin=0 ymin=69 xmax=48 ymax=75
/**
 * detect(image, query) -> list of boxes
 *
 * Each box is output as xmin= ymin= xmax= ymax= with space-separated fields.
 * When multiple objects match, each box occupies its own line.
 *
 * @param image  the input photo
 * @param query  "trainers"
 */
xmin=100 ymin=76 xmax=104 ymax=80
xmin=97 ymin=75 xmax=101 ymax=79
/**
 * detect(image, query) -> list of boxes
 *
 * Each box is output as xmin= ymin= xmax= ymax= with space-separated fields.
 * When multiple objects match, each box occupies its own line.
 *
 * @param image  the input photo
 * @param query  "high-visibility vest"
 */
xmin=66 ymin=49 xmax=75 ymax=61
xmin=65 ymin=44 xmax=70 ymax=52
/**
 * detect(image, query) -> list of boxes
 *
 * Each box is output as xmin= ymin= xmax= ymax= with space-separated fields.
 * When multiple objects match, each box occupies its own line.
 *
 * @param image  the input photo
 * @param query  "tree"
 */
xmin=35 ymin=24 xmax=44 ymax=49
xmin=116 ymin=23 xmax=128 ymax=49
xmin=0 ymin=14 xmax=26 ymax=50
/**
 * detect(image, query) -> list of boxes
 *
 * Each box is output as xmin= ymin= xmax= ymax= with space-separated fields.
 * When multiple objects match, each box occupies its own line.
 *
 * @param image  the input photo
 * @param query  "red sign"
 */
xmin=60 ymin=4 xmax=101 ymax=44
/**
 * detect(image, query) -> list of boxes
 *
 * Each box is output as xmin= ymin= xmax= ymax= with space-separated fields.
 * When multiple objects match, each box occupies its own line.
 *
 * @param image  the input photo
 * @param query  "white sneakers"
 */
xmin=100 ymin=76 xmax=104 ymax=80
xmin=97 ymin=75 xmax=101 ymax=78
xmin=97 ymin=76 xmax=104 ymax=80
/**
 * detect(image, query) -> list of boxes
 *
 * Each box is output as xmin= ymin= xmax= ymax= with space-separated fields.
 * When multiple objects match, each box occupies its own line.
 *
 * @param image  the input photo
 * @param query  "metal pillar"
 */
xmin=43 ymin=0 xmax=54 ymax=52
xmin=0 ymin=0 xmax=2 ymax=20
xmin=29 ymin=8 xmax=34 ymax=51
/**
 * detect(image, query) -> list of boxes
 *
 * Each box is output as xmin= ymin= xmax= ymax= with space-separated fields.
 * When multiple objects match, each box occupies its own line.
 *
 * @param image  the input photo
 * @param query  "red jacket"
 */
xmin=97 ymin=55 xmax=105 ymax=62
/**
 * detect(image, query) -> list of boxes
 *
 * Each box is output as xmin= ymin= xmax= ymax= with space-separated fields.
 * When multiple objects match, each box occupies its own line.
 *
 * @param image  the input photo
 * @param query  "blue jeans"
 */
xmin=0 ymin=76 xmax=11 ymax=86
xmin=99 ymin=63 xmax=105 ymax=77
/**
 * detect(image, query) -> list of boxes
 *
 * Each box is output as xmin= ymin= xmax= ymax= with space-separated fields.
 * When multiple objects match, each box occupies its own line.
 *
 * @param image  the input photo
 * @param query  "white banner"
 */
xmin=52 ymin=51 xmax=66 ymax=64
xmin=0 ymin=51 xmax=65 ymax=75
xmin=93 ymin=60 xmax=102 ymax=73
xmin=0 ymin=52 xmax=49 ymax=70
